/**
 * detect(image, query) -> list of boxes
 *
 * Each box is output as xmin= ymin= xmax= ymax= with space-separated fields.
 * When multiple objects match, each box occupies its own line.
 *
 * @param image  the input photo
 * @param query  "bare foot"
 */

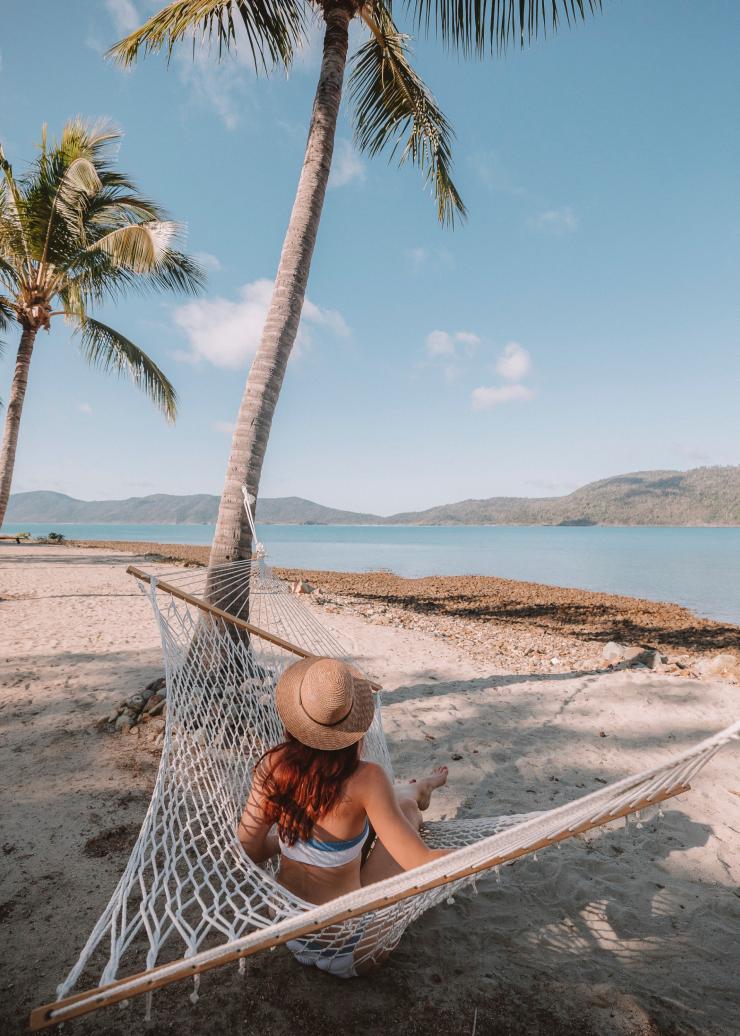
xmin=410 ymin=766 xmax=449 ymax=811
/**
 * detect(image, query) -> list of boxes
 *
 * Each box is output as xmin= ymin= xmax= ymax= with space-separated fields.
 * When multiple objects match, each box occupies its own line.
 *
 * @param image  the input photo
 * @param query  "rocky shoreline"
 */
xmin=70 ymin=539 xmax=739 ymax=685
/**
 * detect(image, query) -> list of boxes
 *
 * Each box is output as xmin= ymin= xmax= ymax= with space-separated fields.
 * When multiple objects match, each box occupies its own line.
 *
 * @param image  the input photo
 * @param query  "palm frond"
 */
xmin=0 ymin=145 xmax=33 ymax=277
xmin=58 ymin=246 xmax=203 ymax=310
xmin=74 ymin=316 xmax=178 ymax=421
xmin=59 ymin=118 xmax=121 ymax=160
xmin=409 ymin=0 xmax=602 ymax=57
xmin=350 ymin=6 xmax=465 ymax=226
xmin=87 ymin=220 xmax=183 ymax=273
xmin=0 ymin=294 xmax=13 ymax=334
xmin=143 ymin=250 xmax=206 ymax=295
xmin=0 ymin=296 xmax=13 ymax=392
xmin=109 ymin=0 xmax=308 ymax=76
xmin=0 ymin=256 xmax=20 ymax=296
xmin=40 ymin=156 xmax=102 ymax=266
xmin=22 ymin=122 xmax=121 ymax=267
xmin=85 ymin=187 xmax=166 ymax=228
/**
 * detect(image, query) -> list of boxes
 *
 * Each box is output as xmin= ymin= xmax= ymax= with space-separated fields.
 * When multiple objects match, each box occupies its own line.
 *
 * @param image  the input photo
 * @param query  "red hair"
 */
xmin=258 ymin=733 xmax=361 ymax=846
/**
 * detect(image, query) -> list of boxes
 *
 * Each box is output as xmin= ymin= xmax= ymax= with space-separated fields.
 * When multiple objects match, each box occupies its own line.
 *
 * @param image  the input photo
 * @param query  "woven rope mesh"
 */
xmin=55 ymin=558 xmax=740 ymax=1004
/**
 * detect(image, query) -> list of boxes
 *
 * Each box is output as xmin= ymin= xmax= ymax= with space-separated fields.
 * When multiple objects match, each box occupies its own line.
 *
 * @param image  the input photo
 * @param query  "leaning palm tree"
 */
xmin=0 ymin=120 xmax=204 ymax=527
xmin=114 ymin=1 xmax=602 ymax=572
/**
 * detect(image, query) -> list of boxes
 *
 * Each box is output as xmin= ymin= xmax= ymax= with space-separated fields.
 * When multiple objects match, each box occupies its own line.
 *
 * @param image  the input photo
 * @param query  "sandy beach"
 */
xmin=2 ymin=543 xmax=740 ymax=1035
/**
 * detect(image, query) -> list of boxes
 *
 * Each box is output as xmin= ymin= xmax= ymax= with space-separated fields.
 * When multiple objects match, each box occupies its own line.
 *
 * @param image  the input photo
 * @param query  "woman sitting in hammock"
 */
xmin=238 ymin=656 xmax=449 ymax=977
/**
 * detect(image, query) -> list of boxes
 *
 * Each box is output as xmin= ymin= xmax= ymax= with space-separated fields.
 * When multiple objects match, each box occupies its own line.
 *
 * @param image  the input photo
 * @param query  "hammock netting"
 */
xmin=33 ymin=555 xmax=740 ymax=1030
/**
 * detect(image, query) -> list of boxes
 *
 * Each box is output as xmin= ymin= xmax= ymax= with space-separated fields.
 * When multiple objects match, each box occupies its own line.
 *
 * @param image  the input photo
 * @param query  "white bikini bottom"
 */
xmin=286 ymin=916 xmax=368 ymax=979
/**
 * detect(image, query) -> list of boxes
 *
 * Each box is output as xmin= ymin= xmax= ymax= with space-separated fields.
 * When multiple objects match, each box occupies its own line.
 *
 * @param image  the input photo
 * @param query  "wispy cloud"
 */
xmin=525 ymin=478 xmax=576 ymax=494
xmin=529 ymin=206 xmax=578 ymax=234
xmin=329 ymin=140 xmax=365 ymax=188
xmin=672 ymin=443 xmax=713 ymax=465
xmin=105 ymin=0 xmax=139 ymax=36
xmin=425 ymin=329 xmax=480 ymax=357
xmin=471 ymin=384 xmax=535 ymax=410
xmin=472 ymin=150 xmax=527 ymax=198
xmin=405 ymin=246 xmax=453 ymax=271
xmin=78 ymin=402 xmax=93 ymax=415
xmin=496 ymin=341 xmax=531 ymax=381
xmin=407 ymin=246 xmax=429 ymax=270
xmin=193 ymin=251 xmax=222 ymax=273
xmin=425 ymin=330 xmax=455 ymax=357
xmin=173 ymin=278 xmax=349 ymax=369
xmin=175 ymin=45 xmax=253 ymax=131
xmin=472 ymin=151 xmax=579 ymax=237
xmin=213 ymin=420 xmax=236 ymax=435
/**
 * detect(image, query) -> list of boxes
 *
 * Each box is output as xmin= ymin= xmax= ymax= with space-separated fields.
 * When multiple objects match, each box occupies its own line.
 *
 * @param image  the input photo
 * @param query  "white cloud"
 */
xmin=329 ymin=140 xmax=365 ymax=188
xmin=193 ymin=251 xmax=222 ymax=273
xmin=105 ymin=0 xmax=139 ymax=35
xmin=530 ymin=207 xmax=578 ymax=234
xmin=173 ymin=278 xmax=349 ymax=369
xmin=425 ymin=330 xmax=455 ymax=356
xmin=496 ymin=342 xmax=532 ymax=381
xmin=471 ymin=384 xmax=535 ymax=410
xmin=78 ymin=402 xmax=93 ymax=415
xmin=214 ymin=420 xmax=236 ymax=435
xmin=425 ymin=329 xmax=480 ymax=357
xmin=455 ymin=331 xmax=480 ymax=348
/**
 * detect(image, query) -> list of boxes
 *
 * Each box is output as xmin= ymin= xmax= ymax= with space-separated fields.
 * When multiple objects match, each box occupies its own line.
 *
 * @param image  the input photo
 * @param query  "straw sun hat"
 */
xmin=275 ymin=656 xmax=375 ymax=750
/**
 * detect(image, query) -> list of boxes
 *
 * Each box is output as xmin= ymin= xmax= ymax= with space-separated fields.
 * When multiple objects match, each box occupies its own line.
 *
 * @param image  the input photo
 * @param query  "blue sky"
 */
xmin=1 ymin=0 xmax=738 ymax=514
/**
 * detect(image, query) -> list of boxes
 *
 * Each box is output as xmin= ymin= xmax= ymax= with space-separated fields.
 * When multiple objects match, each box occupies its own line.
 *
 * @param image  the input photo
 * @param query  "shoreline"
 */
xmin=68 ymin=539 xmax=739 ymax=677
xmin=7 ymin=520 xmax=740 ymax=527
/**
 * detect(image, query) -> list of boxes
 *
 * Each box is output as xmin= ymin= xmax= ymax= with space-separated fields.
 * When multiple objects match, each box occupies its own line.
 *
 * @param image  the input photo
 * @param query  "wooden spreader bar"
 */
xmin=125 ymin=565 xmax=382 ymax=691
xmin=29 ymin=783 xmax=689 ymax=1031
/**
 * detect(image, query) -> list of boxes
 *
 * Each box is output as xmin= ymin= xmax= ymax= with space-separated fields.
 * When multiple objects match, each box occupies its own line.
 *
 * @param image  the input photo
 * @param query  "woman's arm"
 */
xmin=237 ymin=769 xmax=278 ymax=864
xmin=360 ymin=764 xmax=449 ymax=870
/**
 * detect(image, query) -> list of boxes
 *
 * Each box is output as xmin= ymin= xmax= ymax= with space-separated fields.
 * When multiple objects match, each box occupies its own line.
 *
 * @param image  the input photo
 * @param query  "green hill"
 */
xmin=387 ymin=467 xmax=740 ymax=526
xmin=5 ymin=491 xmax=380 ymax=525
xmin=5 ymin=466 xmax=740 ymax=526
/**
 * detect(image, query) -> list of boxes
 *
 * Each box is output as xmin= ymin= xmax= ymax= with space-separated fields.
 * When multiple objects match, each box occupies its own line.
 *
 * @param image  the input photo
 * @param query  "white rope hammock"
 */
xmin=30 ymin=552 xmax=740 ymax=1031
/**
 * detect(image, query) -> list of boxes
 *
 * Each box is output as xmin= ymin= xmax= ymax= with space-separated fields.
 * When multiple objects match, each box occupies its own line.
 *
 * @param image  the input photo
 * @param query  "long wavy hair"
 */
xmin=258 ymin=733 xmax=362 ymax=846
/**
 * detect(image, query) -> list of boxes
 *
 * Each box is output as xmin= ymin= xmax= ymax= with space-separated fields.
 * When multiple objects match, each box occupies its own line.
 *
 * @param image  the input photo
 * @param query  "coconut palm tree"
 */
xmin=0 ymin=120 xmax=204 ymax=527
xmin=114 ymin=1 xmax=602 ymax=572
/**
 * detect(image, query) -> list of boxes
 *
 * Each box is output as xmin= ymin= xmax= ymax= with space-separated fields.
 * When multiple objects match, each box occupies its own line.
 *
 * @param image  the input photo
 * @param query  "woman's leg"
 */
xmin=353 ymin=766 xmax=448 ymax=974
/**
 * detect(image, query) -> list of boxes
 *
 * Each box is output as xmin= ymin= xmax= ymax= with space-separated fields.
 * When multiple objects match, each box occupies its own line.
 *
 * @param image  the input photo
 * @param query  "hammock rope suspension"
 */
xmin=29 ymin=552 xmax=740 ymax=1031
xmin=241 ymin=486 xmax=266 ymax=559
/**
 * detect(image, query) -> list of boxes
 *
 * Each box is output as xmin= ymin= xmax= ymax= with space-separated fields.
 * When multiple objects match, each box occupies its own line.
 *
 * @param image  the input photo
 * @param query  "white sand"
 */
xmin=1 ymin=544 xmax=739 ymax=1036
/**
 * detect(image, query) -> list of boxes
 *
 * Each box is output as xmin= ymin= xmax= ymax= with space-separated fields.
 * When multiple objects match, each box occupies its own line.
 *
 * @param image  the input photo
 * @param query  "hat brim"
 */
xmin=275 ymin=657 xmax=375 ymax=751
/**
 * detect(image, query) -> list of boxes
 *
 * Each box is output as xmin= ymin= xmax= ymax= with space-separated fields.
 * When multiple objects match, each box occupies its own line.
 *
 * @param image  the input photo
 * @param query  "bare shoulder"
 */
xmin=352 ymin=760 xmax=392 ymax=795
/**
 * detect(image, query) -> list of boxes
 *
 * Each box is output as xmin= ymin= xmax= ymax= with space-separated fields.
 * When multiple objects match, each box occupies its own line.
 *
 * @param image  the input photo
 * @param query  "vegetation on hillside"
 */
xmin=7 ymin=466 xmax=740 ymax=526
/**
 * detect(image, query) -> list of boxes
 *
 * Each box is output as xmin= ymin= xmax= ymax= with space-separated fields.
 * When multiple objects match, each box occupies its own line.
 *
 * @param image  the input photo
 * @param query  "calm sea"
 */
xmin=4 ymin=522 xmax=739 ymax=625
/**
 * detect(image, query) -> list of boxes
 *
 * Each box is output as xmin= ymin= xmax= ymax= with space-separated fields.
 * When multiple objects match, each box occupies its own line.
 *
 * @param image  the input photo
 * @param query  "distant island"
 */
xmin=6 ymin=466 xmax=740 ymax=527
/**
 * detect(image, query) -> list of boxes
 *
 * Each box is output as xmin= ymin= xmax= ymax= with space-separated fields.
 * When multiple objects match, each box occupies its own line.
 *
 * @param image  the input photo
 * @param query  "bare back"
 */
xmin=238 ymin=758 xmax=447 ymax=906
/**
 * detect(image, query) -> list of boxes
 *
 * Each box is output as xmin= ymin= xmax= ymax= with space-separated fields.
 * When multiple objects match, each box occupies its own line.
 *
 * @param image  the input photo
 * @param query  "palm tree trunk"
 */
xmin=208 ymin=1 xmax=352 ymax=581
xmin=0 ymin=326 xmax=37 ymax=527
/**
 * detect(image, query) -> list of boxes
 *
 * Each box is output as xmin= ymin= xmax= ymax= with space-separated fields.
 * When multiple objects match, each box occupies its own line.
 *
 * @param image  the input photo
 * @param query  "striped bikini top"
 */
xmin=278 ymin=818 xmax=370 ymax=869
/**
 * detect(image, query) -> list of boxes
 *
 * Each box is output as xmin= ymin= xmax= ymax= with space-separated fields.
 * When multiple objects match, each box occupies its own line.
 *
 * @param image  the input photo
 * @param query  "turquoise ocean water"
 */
xmin=4 ymin=522 xmax=739 ymax=625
